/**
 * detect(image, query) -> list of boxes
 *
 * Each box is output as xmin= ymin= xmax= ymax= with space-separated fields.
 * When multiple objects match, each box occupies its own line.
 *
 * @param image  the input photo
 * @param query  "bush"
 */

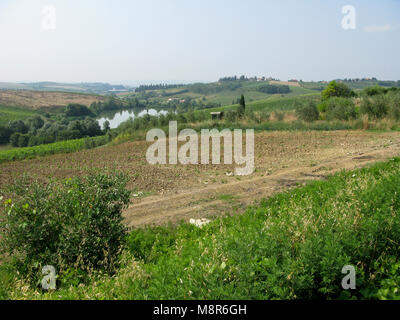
xmin=83 ymin=135 xmax=108 ymax=149
xmin=0 ymin=171 xmax=131 ymax=286
xmin=360 ymin=95 xmax=388 ymax=119
xmin=317 ymin=101 xmax=328 ymax=113
xmin=296 ymin=101 xmax=319 ymax=122
xmin=322 ymin=81 xmax=355 ymax=101
xmin=224 ymin=110 xmax=238 ymax=123
xmin=325 ymin=97 xmax=357 ymax=121
xmin=272 ymin=111 xmax=285 ymax=121
xmin=388 ymin=92 xmax=400 ymax=121
xmin=363 ymin=86 xmax=388 ymax=97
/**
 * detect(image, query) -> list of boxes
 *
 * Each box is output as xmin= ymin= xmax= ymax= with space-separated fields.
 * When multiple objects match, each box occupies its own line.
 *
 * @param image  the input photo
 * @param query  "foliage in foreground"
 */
xmin=3 ymin=158 xmax=400 ymax=299
xmin=0 ymin=171 xmax=131 ymax=290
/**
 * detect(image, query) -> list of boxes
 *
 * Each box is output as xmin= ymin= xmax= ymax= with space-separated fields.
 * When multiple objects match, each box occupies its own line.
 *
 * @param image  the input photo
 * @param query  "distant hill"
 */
xmin=0 ymin=82 xmax=133 ymax=95
xmin=0 ymin=90 xmax=107 ymax=110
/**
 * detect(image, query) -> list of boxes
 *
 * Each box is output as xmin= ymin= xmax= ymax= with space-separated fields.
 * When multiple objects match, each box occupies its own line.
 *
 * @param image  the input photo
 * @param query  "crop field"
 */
xmin=1 ymin=130 xmax=399 ymax=229
xmin=0 ymin=90 xmax=106 ymax=110
xmin=0 ymin=136 xmax=108 ymax=164
xmin=269 ymin=80 xmax=301 ymax=87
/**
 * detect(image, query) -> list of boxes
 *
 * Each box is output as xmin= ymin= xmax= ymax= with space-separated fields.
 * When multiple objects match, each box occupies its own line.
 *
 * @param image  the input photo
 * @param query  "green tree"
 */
xmin=9 ymin=132 xmax=21 ymax=147
xmin=0 ymin=126 xmax=12 ymax=144
xmin=65 ymin=104 xmax=93 ymax=117
xmin=26 ymin=116 xmax=44 ymax=131
xmin=8 ymin=120 xmax=28 ymax=134
xmin=321 ymin=81 xmax=355 ymax=101
xmin=102 ymin=120 xmax=111 ymax=132
xmin=238 ymin=94 xmax=246 ymax=117
xmin=17 ymin=134 xmax=29 ymax=147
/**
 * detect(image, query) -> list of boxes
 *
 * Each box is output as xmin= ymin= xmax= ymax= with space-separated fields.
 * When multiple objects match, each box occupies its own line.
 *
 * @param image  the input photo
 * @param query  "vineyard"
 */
xmin=0 ymin=136 xmax=108 ymax=164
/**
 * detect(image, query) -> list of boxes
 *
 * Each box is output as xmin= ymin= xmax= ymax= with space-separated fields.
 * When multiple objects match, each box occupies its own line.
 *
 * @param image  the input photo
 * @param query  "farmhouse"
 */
xmin=210 ymin=111 xmax=224 ymax=120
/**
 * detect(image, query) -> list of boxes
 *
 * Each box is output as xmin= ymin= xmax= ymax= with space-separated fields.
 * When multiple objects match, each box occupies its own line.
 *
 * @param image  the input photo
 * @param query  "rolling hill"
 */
xmin=0 ymin=90 xmax=107 ymax=110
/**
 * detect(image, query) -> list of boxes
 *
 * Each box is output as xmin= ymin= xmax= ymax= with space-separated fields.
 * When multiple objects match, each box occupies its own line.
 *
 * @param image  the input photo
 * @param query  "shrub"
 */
xmin=388 ymin=92 xmax=400 ymax=121
xmin=273 ymin=111 xmax=285 ymax=121
xmin=363 ymin=86 xmax=388 ymax=97
xmin=296 ymin=101 xmax=319 ymax=122
xmin=245 ymin=109 xmax=258 ymax=122
xmin=83 ymin=135 xmax=108 ymax=149
xmin=224 ymin=110 xmax=238 ymax=123
xmin=360 ymin=95 xmax=388 ymax=119
xmin=321 ymin=81 xmax=355 ymax=101
xmin=317 ymin=101 xmax=328 ymax=113
xmin=259 ymin=111 xmax=271 ymax=122
xmin=0 ymin=171 xmax=131 ymax=286
xmin=325 ymin=97 xmax=357 ymax=121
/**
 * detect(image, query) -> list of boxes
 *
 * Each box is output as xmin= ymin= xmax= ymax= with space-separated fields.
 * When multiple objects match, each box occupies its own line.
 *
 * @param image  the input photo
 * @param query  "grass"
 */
xmin=0 ymin=105 xmax=40 ymax=126
xmin=218 ymin=194 xmax=238 ymax=202
xmin=4 ymin=157 xmax=400 ymax=299
xmin=0 ymin=136 xmax=108 ymax=164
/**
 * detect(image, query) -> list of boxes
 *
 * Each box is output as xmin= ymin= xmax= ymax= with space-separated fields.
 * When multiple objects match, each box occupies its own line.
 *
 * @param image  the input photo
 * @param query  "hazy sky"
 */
xmin=0 ymin=0 xmax=399 ymax=84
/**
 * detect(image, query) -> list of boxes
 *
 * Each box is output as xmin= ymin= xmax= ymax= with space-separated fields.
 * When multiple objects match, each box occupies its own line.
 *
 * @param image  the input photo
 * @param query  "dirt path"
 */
xmin=123 ymin=132 xmax=400 ymax=229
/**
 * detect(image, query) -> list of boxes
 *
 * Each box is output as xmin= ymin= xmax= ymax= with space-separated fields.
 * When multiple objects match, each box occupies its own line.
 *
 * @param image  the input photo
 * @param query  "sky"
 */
xmin=0 ymin=0 xmax=399 ymax=84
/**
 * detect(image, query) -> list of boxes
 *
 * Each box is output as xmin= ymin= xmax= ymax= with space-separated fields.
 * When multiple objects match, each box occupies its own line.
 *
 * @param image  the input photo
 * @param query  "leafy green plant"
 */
xmin=360 ymin=95 xmax=388 ymax=119
xmin=321 ymin=81 xmax=355 ymax=101
xmin=325 ymin=97 xmax=357 ymax=121
xmin=0 ymin=171 xmax=131 ymax=287
xmin=388 ymin=92 xmax=400 ymax=121
xmin=296 ymin=101 xmax=319 ymax=122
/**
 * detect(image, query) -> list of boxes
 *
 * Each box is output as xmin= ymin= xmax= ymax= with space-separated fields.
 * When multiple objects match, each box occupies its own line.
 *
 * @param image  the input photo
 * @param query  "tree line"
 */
xmin=135 ymin=84 xmax=185 ymax=92
xmin=258 ymin=84 xmax=291 ymax=94
xmin=296 ymin=81 xmax=400 ymax=122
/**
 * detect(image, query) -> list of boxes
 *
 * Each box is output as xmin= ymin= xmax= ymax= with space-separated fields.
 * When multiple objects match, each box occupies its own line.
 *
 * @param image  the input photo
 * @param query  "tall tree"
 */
xmin=238 ymin=94 xmax=246 ymax=117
